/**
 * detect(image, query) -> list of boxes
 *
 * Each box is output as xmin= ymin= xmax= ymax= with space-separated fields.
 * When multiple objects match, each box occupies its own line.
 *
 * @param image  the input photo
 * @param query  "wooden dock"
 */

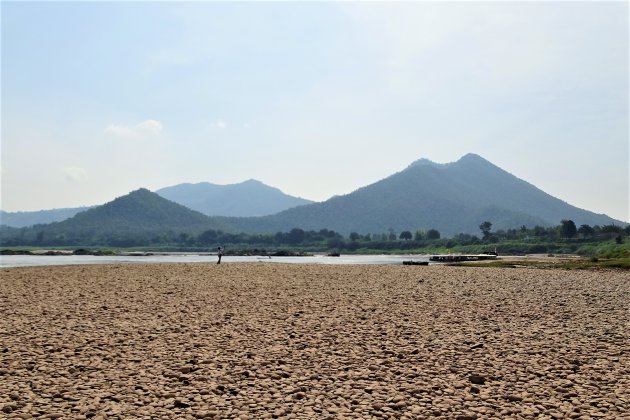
xmin=429 ymin=253 xmax=498 ymax=262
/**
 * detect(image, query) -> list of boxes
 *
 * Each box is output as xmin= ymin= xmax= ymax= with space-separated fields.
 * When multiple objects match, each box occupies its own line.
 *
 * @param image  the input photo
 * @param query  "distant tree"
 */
xmin=414 ymin=230 xmax=425 ymax=241
xmin=388 ymin=232 xmax=397 ymax=241
xmin=505 ymin=229 xmax=517 ymax=240
xmin=347 ymin=241 xmax=360 ymax=251
xmin=479 ymin=221 xmax=492 ymax=239
xmin=364 ymin=233 xmax=371 ymax=242
xmin=560 ymin=220 xmax=577 ymax=238
xmin=327 ymin=237 xmax=343 ymax=249
xmin=426 ymin=229 xmax=441 ymax=240
xmin=578 ymin=224 xmax=595 ymax=237
xmin=287 ymin=228 xmax=305 ymax=244
xmin=198 ymin=229 xmax=219 ymax=245
xmin=349 ymin=232 xmax=360 ymax=241
xmin=319 ymin=228 xmax=338 ymax=238
xmin=533 ymin=225 xmax=547 ymax=237
xmin=399 ymin=231 xmax=412 ymax=240
xmin=274 ymin=231 xmax=286 ymax=244
xmin=601 ymin=224 xmax=623 ymax=234
xmin=456 ymin=233 xmax=481 ymax=245
xmin=615 ymin=234 xmax=623 ymax=244
xmin=495 ymin=229 xmax=507 ymax=240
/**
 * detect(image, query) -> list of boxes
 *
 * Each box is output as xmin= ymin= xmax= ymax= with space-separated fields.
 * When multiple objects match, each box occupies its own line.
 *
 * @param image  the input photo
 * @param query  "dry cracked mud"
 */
xmin=0 ymin=263 xmax=628 ymax=419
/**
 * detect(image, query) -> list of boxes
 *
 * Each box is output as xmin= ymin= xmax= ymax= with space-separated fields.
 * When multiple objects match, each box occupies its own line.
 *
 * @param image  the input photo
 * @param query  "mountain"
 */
xmin=0 ymin=179 xmax=312 ymax=227
xmin=60 ymin=188 xmax=217 ymax=232
xmin=155 ymin=179 xmax=314 ymax=217
xmin=2 ymin=155 xmax=624 ymax=244
xmin=222 ymin=154 xmax=623 ymax=236
xmin=1 ymin=189 xmax=224 ymax=246
xmin=0 ymin=207 xmax=93 ymax=228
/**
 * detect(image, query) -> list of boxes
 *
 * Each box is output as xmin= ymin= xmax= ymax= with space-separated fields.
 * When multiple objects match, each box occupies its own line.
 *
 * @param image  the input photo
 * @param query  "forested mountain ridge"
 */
xmin=221 ymin=154 xmax=622 ymax=236
xmin=0 ymin=180 xmax=313 ymax=228
xmin=0 ymin=189 xmax=227 ymax=247
xmin=62 ymin=188 xmax=215 ymax=231
xmin=1 ymin=155 xmax=624 ymax=246
xmin=0 ymin=207 xmax=93 ymax=228
xmin=155 ymin=179 xmax=313 ymax=217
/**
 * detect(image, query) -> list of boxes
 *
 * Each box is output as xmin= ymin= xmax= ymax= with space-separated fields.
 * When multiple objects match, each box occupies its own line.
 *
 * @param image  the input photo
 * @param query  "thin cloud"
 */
xmin=209 ymin=119 xmax=227 ymax=129
xmin=136 ymin=120 xmax=163 ymax=136
xmin=105 ymin=120 xmax=163 ymax=139
xmin=64 ymin=166 xmax=87 ymax=182
xmin=105 ymin=124 xmax=135 ymax=138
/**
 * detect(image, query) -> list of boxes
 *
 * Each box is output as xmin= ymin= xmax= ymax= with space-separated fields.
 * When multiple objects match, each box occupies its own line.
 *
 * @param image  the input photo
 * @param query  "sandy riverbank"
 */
xmin=0 ymin=263 xmax=627 ymax=419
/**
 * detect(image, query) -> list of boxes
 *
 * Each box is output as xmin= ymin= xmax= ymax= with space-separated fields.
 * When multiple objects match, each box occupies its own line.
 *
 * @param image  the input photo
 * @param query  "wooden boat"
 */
xmin=403 ymin=260 xmax=429 ymax=266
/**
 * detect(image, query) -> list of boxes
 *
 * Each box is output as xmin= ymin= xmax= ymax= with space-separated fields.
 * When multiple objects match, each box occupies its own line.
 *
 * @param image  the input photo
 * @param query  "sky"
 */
xmin=1 ymin=1 xmax=628 ymax=222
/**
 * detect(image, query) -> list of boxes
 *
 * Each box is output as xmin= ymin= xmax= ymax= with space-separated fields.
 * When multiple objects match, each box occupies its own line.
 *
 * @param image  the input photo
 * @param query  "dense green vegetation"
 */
xmin=3 ymin=213 xmax=628 ymax=259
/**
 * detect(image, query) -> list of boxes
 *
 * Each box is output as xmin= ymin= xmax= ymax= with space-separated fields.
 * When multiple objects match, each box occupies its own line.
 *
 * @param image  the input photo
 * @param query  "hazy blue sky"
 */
xmin=2 ymin=1 xmax=628 ymax=222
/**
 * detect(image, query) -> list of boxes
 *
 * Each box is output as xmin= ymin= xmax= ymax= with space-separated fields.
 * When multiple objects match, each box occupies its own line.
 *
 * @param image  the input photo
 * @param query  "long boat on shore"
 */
xmin=429 ymin=253 xmax=498 ymax=262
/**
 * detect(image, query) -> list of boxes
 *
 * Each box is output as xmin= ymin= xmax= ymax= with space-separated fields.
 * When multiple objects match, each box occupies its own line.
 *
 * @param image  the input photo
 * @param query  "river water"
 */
xmin=0 ymin=253 xmax=432 ymax=268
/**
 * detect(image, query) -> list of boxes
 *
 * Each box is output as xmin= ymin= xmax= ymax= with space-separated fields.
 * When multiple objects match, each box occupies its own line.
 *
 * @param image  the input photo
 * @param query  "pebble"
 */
xmin=469 ymin=375 xmax=486 ymax=385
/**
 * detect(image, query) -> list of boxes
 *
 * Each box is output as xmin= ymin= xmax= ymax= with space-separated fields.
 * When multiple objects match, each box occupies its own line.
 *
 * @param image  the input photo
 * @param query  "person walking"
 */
xmin=217 ymin=246 xmax=223 ymax=264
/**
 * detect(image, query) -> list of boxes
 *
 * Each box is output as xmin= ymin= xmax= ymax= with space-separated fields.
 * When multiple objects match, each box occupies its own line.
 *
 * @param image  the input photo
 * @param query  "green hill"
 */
xmin=64 ymin=188 xmax=216 ymax=231
xmin=1 ymin=189 xmax=225 ymax=247
xmin=221 ymin=154 xmax=623 ymax=236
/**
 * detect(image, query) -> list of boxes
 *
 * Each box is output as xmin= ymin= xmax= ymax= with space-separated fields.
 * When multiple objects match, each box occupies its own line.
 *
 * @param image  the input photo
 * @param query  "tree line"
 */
xmin=1 ymin=219 xmax=628 ymax=255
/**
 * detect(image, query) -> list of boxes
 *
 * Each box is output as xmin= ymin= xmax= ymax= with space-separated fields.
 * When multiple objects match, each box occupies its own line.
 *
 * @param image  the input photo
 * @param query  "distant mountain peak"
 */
xmin=118 ymin=188 xmax=157 ymax=202
xmin=155 ymin=179 xmax=314 ymax=217
xmin=407 ymin=153 xmax=493 ymax=171
xmin=240 ymin=178 xmax=263 ymax=185
xmin=406 ymin=157 xmax=439 ymax=169
xmin=458 ymin=152 xmax=483 ymax=161
xmin=456 ymin=153 xmax=492 ymax=165
xmin=236 ymin=179 xmax=270 ymax=189
xmin=407 ymin=153 xmax=490 ymax=168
